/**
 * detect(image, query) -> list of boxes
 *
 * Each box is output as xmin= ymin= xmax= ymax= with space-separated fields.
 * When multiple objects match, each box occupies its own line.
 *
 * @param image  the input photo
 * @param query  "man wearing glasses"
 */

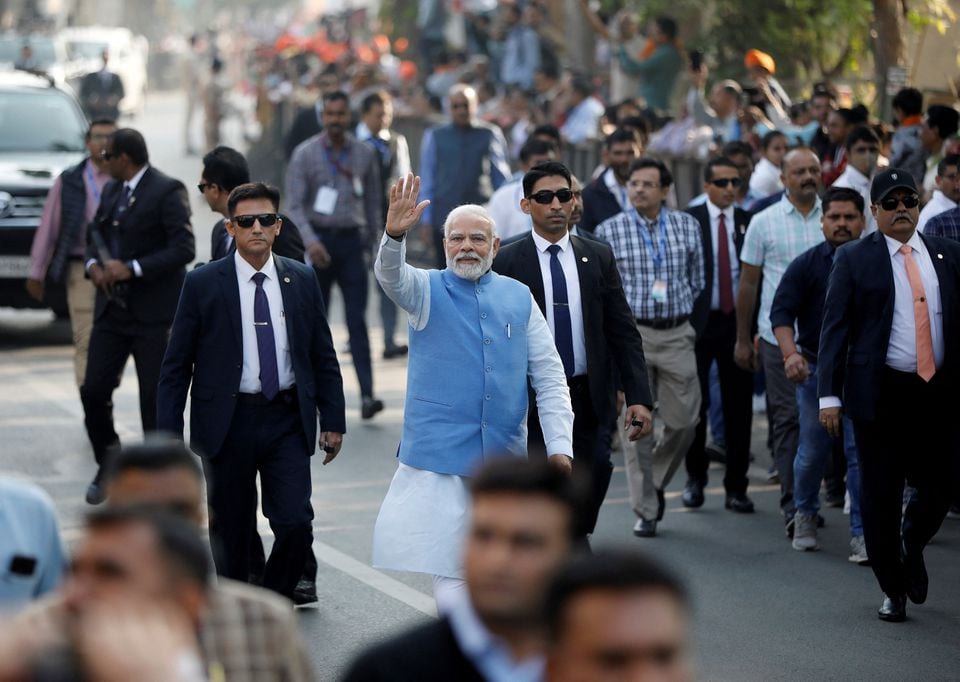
xmin=595 ymin=158 xmax=705 ymax=538
xmin=818 ymin=169 xmax=960 ymax=622
xmin=157 ymin=183 xmax=346 ymax=601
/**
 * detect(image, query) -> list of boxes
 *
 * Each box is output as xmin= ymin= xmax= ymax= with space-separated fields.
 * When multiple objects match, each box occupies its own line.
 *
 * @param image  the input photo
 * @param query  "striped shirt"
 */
xmin=924 ymin=205 xmax=960 ymax=242
xmin=595 ymin=206 xmax=705 ymax=320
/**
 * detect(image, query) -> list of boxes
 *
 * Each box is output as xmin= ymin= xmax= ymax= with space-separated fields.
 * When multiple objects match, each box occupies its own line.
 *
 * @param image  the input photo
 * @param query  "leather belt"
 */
xmin=636 ymin=315 xmax=689 ymax=330
xmin=236 ymin=386 xmax=298 ymax=406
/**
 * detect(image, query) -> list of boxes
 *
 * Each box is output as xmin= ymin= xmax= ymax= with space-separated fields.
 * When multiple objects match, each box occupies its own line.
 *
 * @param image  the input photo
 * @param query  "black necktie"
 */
xmin=252 ymin=272 xmax=280 ymax=400
xmin=109 ymin=184 xmax=132 ymax=256
xmin=547 ymin=244 xmax=575 ymax=377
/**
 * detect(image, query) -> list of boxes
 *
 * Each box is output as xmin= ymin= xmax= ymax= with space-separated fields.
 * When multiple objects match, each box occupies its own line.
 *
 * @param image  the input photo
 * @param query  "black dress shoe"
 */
xmin=878 ymin=594 xmax=907 ymax=622
xmin=725 ymin=493 xmax=755 ymax=513
xmin=361 ymin=397 xmax=385 ymax=420
xmin=633 ymin=518 xmax=657 ymax=537
xmin=655 ymin=488 xmax=666 ymax=521
xmin=85 ymin=470 xmax=106 ymax=505
xmin=903 ymin=542 xmax=928 ymax=605
xmin=682 ymin=480 xmax=704 ymax=508
xmin=293 ymin=579 xmax=318 ymax=606
xmin=382 ymin=344 xmax=409 ymax=359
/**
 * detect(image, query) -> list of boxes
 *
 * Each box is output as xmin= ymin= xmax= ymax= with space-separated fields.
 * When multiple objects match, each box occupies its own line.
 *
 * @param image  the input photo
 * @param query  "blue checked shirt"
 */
xmin=924 ymin=205 xmax=960 ymax=242
xmin=595 ymin=206 xmax=706 ymax=320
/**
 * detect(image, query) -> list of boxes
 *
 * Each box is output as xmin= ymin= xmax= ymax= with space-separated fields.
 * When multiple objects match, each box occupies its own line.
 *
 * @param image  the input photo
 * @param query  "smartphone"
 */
xmin=9 ymin=555 xmax=37 ymax=576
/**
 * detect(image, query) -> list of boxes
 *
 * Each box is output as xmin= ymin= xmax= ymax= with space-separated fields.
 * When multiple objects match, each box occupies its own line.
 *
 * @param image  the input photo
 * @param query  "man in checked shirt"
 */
xmin=596 ymin=158 xmax=705 ymax=538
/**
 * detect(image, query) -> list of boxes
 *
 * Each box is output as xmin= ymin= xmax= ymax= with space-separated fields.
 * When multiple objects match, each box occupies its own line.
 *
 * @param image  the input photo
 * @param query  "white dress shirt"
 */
xmin=820 ymin=230 xmax=944 ymax=410
xmin=487 ymin=178 xmax=531 ymax=241
xmin=234 ymin=252 xmax=294 ymax=394
xmin=603 ymin=167 xmax=631 ymax=213
xmin=705 ymin=199 xmax=740 ymax=311
xmin=918 ymin=189 xmax=958 ymax=233
xmin=832 ymin=164 xmax=877 ymax=234
xmin=748 ymin=156 xmax=784 ymax=199
xmin=532 ymin=230 xmax=587 ymax=376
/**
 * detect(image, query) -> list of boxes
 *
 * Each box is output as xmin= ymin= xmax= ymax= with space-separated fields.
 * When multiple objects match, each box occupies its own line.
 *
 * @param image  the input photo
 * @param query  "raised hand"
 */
xmin=385 ymin=173 xmax=430 ymax=238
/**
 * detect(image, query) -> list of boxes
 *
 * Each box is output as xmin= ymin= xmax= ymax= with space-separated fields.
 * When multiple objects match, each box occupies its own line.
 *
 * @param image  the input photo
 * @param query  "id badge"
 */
xmin=313 ymin=186 xmax=338 ymax=215
xmin=353 ymin=176 xmax=364 ymax=198
xmin=651 ymin=279 xmax=668 ymax=303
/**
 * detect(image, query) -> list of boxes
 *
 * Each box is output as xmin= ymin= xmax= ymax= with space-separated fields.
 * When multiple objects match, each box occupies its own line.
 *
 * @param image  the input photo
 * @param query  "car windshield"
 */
xmin=67 ymin=40 xmax=109 ymax=60
xmin=0 ymin=90 xmax=86 ymax=152
xmin=0 ymin=36 xmax=58 ymax=67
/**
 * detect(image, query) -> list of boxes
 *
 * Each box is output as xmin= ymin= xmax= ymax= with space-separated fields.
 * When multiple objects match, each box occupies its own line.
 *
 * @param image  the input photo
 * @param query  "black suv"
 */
xmin=0 ymin=70 xmax=88 ymax=314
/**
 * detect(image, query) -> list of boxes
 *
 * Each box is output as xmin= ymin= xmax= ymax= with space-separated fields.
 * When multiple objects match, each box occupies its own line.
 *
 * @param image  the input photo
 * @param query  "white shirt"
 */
xmin=532 ymin=230 xmax=587 ymax=376
xmin=234 ymin=252 xmax=295 ymax=394
xmin=749 ymin=157 xmax=784 ymax=199
xmin=560 ymin=97 xmax=604 ymax=144
xmin=832 ymin=164 xmax=878 ymax=234
xmin=487 ymin=178 xmax=531 ymax=241
xmin=705 ymin=199 xmax=740 ymax=311
xmin=820 ymin=231 xmax=944 ymax=410
xmin=603 ymin=167 xmax=631 ymax=213
xmin=918 ymin=189 xmax=958 ymax=233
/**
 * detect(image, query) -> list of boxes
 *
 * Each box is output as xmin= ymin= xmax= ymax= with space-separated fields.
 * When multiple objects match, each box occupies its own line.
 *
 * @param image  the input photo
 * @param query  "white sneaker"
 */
xmin=792 ymin=513 xmax=819 ymax=551
xmin=849 ymin=535 xmax=869 ymax=564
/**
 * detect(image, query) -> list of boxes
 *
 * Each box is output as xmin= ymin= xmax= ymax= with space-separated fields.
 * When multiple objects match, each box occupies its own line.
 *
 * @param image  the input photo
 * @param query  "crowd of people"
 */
xmin=3 ymin=3 xmax=960 ymax=679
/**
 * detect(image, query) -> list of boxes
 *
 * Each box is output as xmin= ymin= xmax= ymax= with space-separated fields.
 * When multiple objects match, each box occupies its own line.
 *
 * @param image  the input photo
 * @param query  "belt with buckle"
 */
xmin=635 ymin=315 xmax=689 ymax=330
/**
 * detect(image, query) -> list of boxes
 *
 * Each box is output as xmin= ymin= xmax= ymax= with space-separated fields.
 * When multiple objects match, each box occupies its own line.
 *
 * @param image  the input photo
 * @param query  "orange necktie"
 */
xmin=900 ymin=244 xmax=936 ymax=382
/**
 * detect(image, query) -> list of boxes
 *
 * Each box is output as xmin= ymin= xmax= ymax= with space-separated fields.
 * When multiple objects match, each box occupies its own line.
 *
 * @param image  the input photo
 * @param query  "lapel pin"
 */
xmin=937 ymin=253 xmax=944 ymax=259
xmin=283 ymin=276 xmax=291 ymax=283
xmin=581 ymin=256 xmax=588 ymax=262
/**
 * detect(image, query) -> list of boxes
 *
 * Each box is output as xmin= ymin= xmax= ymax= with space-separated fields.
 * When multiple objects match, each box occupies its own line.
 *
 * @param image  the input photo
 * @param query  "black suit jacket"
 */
xmin=156 ymin=254 xmax=346 ymax=458
xmin=341 ymin=618 xmax=485 ymax=682
xmin=79 ymin=70 xmax=125 ymax=120
xmin=284 ymin=105 xmax=322 ymax=160
xmin=86 ymin=166 xmax=195 ymax=325
xmin=686 ymin=203 xmax=751 ymax=336
xmin=578 ymin=171 xmax=623 ymax=234
xmin=493 ymin=234 xmax=653 ymax=419
xmin=210 ymin=214 xmax=306 ymax=262
xmin=818 ymin=230 xmax=960 ymax=420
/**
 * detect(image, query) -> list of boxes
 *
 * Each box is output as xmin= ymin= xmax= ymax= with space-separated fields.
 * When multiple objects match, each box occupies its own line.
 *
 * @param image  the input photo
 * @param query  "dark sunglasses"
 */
xmin=528 ymin=189 xmax=574 ymax=204
xmin=879 ymin=194 xmax=920 ymax=211
xmin=233 ymin=213 xmax=280 ymax=228
xmin=197 ymin=182 xmax=215 ymax=194
xmin=710 ymin=177 xmax=743 ymax=188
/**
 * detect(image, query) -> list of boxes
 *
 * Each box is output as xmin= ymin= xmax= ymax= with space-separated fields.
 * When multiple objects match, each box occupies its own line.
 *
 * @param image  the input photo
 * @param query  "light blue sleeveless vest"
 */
xmin=398 ymin=268 xmax=532 ymax=476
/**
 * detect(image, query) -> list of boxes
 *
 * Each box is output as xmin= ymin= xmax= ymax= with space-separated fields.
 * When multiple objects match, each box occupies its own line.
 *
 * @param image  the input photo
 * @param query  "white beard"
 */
xmin=447 ymin=251 xmax=493 ymax=281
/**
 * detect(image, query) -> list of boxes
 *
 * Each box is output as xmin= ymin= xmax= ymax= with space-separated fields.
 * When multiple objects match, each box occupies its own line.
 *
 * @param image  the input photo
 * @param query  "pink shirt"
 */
xmin=29 ymin=159 xmax=111 ymax=280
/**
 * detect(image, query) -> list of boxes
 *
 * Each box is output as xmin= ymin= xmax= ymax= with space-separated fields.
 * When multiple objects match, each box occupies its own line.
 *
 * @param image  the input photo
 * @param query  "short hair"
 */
xmin=831 ymin=108 xmax=859 ymax=126
xmin=721 ymin=140 xmax=753 ymax=159
xmin=704 ymin=156 xmax=740 ymax=183
xmin=535 ymin=62 xmax=560 ymax=81
xmin=605 ymin=127 xmax=639 ymax=150
xmin=105 ymin=438 xmax=202 ymax=485
xmin=821 ymin=186 xmax=865 ymax=214
xmin=532 ymin=124 xmax=562 ymax=144
xmin=523 ymin=161 xmax=572 ymax=196
xmin=926 ymin=105 xmax=960 ymax=140
xmin=654 ymin=16 xmax=678 ymax=40
xmin=892 ymin=88 xmax=923 ymax=116
xmin=618 ymin=116 xmax=650 ymax=139
xmin=760 ymin=130 xmax=787 ymax=151
xmin=86 ymin=506 xmax=211 ymax=588
xmin=469 ymin=457 xmax=588 ymax=541
xmin=322 ymin=90 xmax=349 ymax=107
xmin=202 ymin=146 xmax=250 ymax=192
xmin=227 ymin=182 xmax=281 ymax=217
xmin=444 ymin=204 xmax=496 ymax=237
xmin=844 ymin=125 xmax=880 ymax=151
xmin=850 ymin=104 xmax=870 ymax=124
xmin=544 ymin=549 xmax=688 ymax=641
xmin=629 ymin=157 xmax=673 ymax=188
xmin=570 ymin=76 xmax=594 ymax=97
xmin=110 ymin=128 xmax=148 ymax=165
xmin=361 ymin=90 xmax=387 ymax=114
xmin=86 ymin=119 xmax=116 ymax=139
xmin=448 ymin=83 xmax=478 ymax=105
xmin=938 ymin=153 xmax=960 ymax=176
xmin=519 ymin=137 xmax=557 ymax=165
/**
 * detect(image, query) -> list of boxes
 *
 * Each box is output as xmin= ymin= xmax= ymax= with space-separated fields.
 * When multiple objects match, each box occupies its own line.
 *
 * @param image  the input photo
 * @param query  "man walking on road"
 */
xmin=372 ymin=174 xmax=573 ymax=609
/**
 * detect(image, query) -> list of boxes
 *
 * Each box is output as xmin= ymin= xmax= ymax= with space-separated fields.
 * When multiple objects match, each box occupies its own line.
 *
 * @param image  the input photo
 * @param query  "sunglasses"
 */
xmin=197 ymin=182 xmax=215 ymax=194
xmin=710 ymin=177 xmax=743 ymax=188
xmin=878 ymin=194 xmax=920 ymax=211
xmin=528 ymin=189 xmax=574 ymax=204
xmin=233 ymin=213 xmax=280 ymax=228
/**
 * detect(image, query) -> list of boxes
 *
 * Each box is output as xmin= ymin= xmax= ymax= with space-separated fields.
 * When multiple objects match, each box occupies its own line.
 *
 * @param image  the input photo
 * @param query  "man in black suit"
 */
xmin=577 ymin=128 xmax=641 ymax=234
xmin=79 ymin=51 xmax=125 ymax=122
xmin=199 ymin=146 xmax=305 ymax=262
xmin=157 ymin=182 xmax=346 ymax=600
xmin=683 ymin=157 xmax=755 ymax=512
xmin=819 ymin=168 xmax=960 ymax=622
xmin=494 ymin=161 xmax=653 ymax=537
xmin=81 ymin=128 xmax=195 ymax=505
xmin=343 ymin=458 xmax=585 ymax=681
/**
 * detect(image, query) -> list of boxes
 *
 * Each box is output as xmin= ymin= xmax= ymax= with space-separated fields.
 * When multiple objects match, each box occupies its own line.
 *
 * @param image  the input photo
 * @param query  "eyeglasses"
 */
xmin=528 ymin=189 xmax=574 ymax=204
xmin=878 ymin=194 xmax=920 ymax=211
xmin=709 ymin=177 xmax=743 ymax=188
xmin=197 ymin=182 xmax=214 ymax=194
xmin=233 ymin=213 xmax=280 ymax=228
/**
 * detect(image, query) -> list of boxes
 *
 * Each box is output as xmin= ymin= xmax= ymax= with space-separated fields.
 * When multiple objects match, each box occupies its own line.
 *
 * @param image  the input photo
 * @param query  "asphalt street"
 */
xmin=1 ymin=91 xmax=958 ymax=681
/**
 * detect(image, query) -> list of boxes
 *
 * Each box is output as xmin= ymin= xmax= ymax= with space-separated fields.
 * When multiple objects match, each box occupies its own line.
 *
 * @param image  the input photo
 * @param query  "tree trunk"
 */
xmin=873 ymin=0 xmax=905 ymax=119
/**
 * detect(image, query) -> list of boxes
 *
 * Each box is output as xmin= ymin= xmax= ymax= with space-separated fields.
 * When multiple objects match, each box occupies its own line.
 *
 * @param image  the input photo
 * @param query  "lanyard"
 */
xmin=323 ymin=143 xmax=353 ymax=180
xmin=84 ymin=162 xmax=102 ymax=205
xmin=633 ymin=207 xmax=668 ymax=274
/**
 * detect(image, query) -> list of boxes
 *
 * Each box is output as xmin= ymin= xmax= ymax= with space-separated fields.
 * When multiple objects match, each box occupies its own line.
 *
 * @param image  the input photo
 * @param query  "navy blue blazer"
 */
xmin=817 ymin=230 xmax=960 ymax=420
xmin=578 ymin=171 xmax=623 ymax=234
xmin=156 ymin=253 xmax=346 ymax=458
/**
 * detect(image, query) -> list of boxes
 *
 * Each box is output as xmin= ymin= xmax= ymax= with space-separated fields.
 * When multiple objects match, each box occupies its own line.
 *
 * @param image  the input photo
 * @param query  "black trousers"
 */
xmin=203 ymin=394 xmax=313 ymax=600
xmin=685 ymin=311 xmax=753 ymax=495
xmin=80 ymin=305 xmax=168 ymax=465
xmin=313 ymin=228 xmax=373 ymax=398
xmin=529 ymin=376 xmax=613 ymax=535
xmin=852 ymin=369 xmax=954 ymax=598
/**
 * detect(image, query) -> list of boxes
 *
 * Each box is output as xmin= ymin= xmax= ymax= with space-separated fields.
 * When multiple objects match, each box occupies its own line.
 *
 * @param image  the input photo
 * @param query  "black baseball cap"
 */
xmin=870 ymin=167 xmax=918 ymax=204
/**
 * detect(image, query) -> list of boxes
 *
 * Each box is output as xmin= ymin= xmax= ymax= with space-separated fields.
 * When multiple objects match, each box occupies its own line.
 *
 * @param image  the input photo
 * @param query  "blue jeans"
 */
xmin=793 ymin=362 xmax=862 ymax=536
